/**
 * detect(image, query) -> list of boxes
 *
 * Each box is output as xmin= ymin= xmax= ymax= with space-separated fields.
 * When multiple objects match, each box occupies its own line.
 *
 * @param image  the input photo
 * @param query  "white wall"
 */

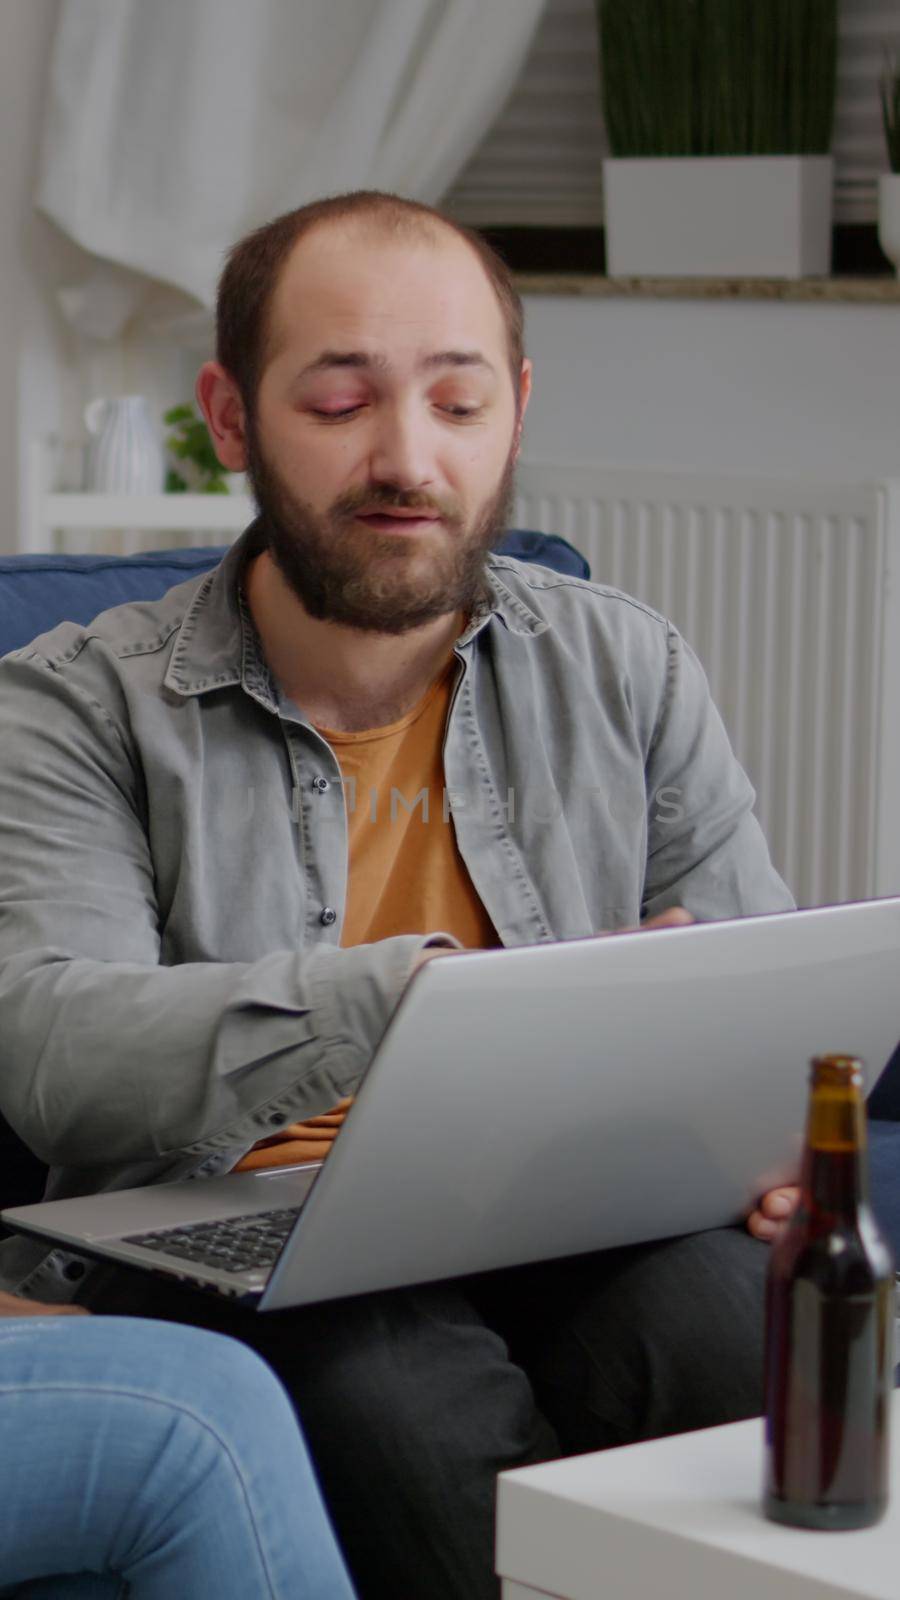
xmin=520 ymin=293 xmax=900 ymax=483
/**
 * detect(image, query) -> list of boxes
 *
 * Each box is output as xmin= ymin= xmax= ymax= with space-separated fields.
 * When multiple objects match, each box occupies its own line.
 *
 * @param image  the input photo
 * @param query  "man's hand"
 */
xmin=236 ymin=1097 xmax=354 ymax=1170
xmin=408 ymin=945 xmax=458 ymax=978
xmin=639 ymin=908 xmax=694 ymax=932
xmin=600 ymin=907 xmax=695 ymax=935
xmin=746 ymin=1186 xmax=801 ymax=1241
xmin=0 ymin=1288 xmax=89 ymax=1318
xmin=410 ymin=907 xmax=695 ymax=979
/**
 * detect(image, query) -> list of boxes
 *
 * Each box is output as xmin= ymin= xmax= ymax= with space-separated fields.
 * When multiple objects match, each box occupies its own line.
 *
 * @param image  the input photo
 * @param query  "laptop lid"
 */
xmin=258 ymin=897 xmax=900 ymax=1308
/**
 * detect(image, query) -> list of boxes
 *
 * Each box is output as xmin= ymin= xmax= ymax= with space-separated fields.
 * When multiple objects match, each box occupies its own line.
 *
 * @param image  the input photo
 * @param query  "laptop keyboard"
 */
xmin=123 ymin=1206 xmax=301 ymax=1275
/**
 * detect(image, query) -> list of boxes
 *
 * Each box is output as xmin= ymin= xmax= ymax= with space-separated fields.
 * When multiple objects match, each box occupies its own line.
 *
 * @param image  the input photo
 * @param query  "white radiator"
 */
xmin=514 ymin=463 xmax=900 ymax=910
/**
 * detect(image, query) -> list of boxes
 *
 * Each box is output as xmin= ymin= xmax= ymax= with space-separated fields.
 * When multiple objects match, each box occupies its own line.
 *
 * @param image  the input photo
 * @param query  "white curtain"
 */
xmin=36 ymin=0 xmax=546 ymax=336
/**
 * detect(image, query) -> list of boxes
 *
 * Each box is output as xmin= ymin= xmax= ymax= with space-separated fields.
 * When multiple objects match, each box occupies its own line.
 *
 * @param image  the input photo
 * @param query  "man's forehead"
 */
xmin=267 ymin=220 xmax=507 ymax=360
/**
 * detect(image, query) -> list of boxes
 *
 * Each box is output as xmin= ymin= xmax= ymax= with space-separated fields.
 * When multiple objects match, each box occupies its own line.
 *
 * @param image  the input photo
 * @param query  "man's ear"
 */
xmin=195 ymin=362 xmax=250 ymax=471
xmin=512 ymin=358 xmax=533 ymax=461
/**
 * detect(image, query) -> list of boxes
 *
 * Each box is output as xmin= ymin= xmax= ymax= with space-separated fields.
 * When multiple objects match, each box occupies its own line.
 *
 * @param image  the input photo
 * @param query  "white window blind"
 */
xmin=443 ymin=0 xmax=900 ymax=228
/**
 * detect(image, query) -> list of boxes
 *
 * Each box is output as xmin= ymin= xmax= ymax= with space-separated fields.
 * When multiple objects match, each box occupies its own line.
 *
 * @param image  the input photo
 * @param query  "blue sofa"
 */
xmin=1 ymin=532 xmax=898 ymax=1259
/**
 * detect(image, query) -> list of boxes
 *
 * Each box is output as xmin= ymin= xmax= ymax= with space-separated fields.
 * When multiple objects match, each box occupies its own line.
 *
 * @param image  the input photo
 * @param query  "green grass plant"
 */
xmin=598 ymin=0 xmax=837 ymax=158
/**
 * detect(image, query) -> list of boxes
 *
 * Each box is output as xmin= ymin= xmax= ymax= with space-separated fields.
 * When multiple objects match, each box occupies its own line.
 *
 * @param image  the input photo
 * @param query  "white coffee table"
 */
xmin=495 ymin=1393 xmax=900 ymax=1599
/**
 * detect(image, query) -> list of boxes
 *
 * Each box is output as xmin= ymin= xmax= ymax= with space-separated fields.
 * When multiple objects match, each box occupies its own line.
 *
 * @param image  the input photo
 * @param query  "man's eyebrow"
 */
xmin=420 ymin=350 xmax=497 ymax=377
xmin=297 ymin=349 xmax=497 ymax=379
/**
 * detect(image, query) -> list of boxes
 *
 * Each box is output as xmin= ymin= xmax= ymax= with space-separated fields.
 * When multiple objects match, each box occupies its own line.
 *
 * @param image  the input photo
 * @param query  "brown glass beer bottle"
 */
xmin=763 ymin=1054 xmax=894 ymax=1528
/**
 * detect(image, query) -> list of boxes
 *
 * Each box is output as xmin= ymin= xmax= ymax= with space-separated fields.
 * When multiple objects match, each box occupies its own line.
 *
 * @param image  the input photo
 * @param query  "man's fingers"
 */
xmin=599 ymin=907 xmax=695 ymax=938
xmin=0 ymin=1290 xmax=89 ymax=1318
xmin=746 ymin=1209 xmax=778 ymax=1242
xmin=746 ymin=1186 xmax=801 ymax=1243
xmin=761 ymin=1186 xmax=800 ymax=1219
xmin=640 ymin=908 xmax=694 ymax=931
xmin=302 ymin=1098 xmax=354 ymax=1127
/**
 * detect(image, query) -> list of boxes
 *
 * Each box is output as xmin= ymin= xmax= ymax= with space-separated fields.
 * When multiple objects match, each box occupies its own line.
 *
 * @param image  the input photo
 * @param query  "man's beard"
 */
xmin=245 ymin=423 xmax=516 ymax=636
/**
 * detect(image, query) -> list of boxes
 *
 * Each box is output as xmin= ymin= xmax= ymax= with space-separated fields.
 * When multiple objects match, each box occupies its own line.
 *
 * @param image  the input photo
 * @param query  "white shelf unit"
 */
xmin=24 ymin=440 xmax=255 ymax=553
xmin=43 ymin=493 xmax=255 ymax=532
xmin=40 ymin=489 xmax=254 ymax=553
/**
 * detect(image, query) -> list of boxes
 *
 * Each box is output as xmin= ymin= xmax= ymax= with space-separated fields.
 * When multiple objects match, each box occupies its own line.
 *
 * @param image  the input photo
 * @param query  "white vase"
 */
xmin=878 ymin=174 xmax=900 ymax=278
xmin=84 ymin=395 xmax=165 ymax=494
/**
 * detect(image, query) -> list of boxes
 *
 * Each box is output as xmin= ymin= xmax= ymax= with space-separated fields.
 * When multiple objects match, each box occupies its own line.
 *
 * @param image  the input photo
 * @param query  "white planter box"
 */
xmin=878 ymin=173 xmax=900 ymax=277
xmin=603 ymin=155 xmax=834 ymax=279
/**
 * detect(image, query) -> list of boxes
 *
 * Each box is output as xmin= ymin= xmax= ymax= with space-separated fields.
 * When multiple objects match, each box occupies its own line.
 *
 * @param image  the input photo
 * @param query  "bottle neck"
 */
xmin=800 ymin=1088 xmax=869 ymax=1216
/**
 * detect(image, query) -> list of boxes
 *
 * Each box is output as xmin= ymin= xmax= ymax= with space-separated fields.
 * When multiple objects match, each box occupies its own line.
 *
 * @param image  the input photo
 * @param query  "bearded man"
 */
xmin=0 ymin=191 xmax=797 ymax=1600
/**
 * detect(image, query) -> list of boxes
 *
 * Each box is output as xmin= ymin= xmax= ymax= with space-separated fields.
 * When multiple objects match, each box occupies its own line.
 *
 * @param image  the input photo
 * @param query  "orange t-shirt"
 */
xmin=235 ymin=661 xmax=500 ymax=1170
xmin=329 ymin=660 xmax=499 ymax=949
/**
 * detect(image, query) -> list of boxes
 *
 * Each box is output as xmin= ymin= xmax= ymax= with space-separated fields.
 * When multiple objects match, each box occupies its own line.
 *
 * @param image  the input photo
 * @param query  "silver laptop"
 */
xmin=4 ymin=898 xmax=900 ymax=1311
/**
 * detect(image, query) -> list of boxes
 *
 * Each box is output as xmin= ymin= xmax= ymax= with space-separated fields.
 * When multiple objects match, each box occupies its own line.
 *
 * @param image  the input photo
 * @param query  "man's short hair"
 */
xmin=216 ymin=191 xmax=525 ymax=411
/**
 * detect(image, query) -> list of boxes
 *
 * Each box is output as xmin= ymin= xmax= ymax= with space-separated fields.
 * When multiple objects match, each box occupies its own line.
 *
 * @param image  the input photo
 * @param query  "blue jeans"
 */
xmin=0 ymin=1315 xmax=356 ymax=1600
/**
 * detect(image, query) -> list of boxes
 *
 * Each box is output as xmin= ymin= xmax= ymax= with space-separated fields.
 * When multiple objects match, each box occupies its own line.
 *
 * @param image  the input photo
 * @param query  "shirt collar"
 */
xmin=163 ymin=523 xmax=548 ymax=700
xmin=163 ymin=531 xmax=252 ymax=700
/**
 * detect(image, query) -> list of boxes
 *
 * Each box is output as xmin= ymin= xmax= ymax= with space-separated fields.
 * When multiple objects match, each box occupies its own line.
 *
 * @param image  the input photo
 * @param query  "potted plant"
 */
xmin=879 ymin=53 xmax=900 ymax=275
xmin=597 ymin=0 xmax=838 ymax=278
xmin=163 ymin=403 xmax=244 ymax=494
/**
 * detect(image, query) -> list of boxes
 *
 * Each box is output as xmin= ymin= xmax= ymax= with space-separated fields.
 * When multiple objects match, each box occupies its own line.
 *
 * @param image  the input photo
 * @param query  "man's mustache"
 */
xmin=333 ymin=485 xmax=462 ymax=523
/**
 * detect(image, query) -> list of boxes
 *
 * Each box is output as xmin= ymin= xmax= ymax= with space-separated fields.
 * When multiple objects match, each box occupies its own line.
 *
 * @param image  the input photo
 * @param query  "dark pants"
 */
xmin=83 ymin=1226 xmax=768 ymax=1600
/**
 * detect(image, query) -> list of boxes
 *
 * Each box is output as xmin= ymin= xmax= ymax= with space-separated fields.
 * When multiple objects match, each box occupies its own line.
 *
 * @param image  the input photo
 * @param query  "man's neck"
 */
xmin=244 ymin=550 xmax=466 ymax=733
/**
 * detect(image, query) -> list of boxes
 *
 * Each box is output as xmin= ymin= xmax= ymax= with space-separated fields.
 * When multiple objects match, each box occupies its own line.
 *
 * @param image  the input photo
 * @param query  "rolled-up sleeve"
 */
xmin=0 ymin=650 xmax=456 ymax=1167
xmin=642 ymin=626 xmax=795 ymax=922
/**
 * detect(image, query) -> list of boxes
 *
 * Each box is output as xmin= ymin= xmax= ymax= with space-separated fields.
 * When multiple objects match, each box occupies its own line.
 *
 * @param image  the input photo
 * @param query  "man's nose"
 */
xmin=367 ymin=403 xmax=434 ymax=491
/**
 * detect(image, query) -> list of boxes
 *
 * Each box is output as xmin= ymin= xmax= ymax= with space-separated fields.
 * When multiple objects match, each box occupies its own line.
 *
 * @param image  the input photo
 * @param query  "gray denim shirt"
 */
xmin=0 ymin=531 xmax=793 ymax=1299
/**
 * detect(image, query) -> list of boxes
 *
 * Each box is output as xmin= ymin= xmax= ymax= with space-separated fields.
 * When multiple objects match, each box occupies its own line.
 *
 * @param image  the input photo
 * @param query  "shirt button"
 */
xmin=320 ymin=906 xmax=337 ymax=926
xmin=312 ymin=776 xmax=330 ymax=792
xmin=62 ymin=1260 xmax=86 ymax=1281
xmin=268 ymin=1111 xmax=287 ymax=1127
